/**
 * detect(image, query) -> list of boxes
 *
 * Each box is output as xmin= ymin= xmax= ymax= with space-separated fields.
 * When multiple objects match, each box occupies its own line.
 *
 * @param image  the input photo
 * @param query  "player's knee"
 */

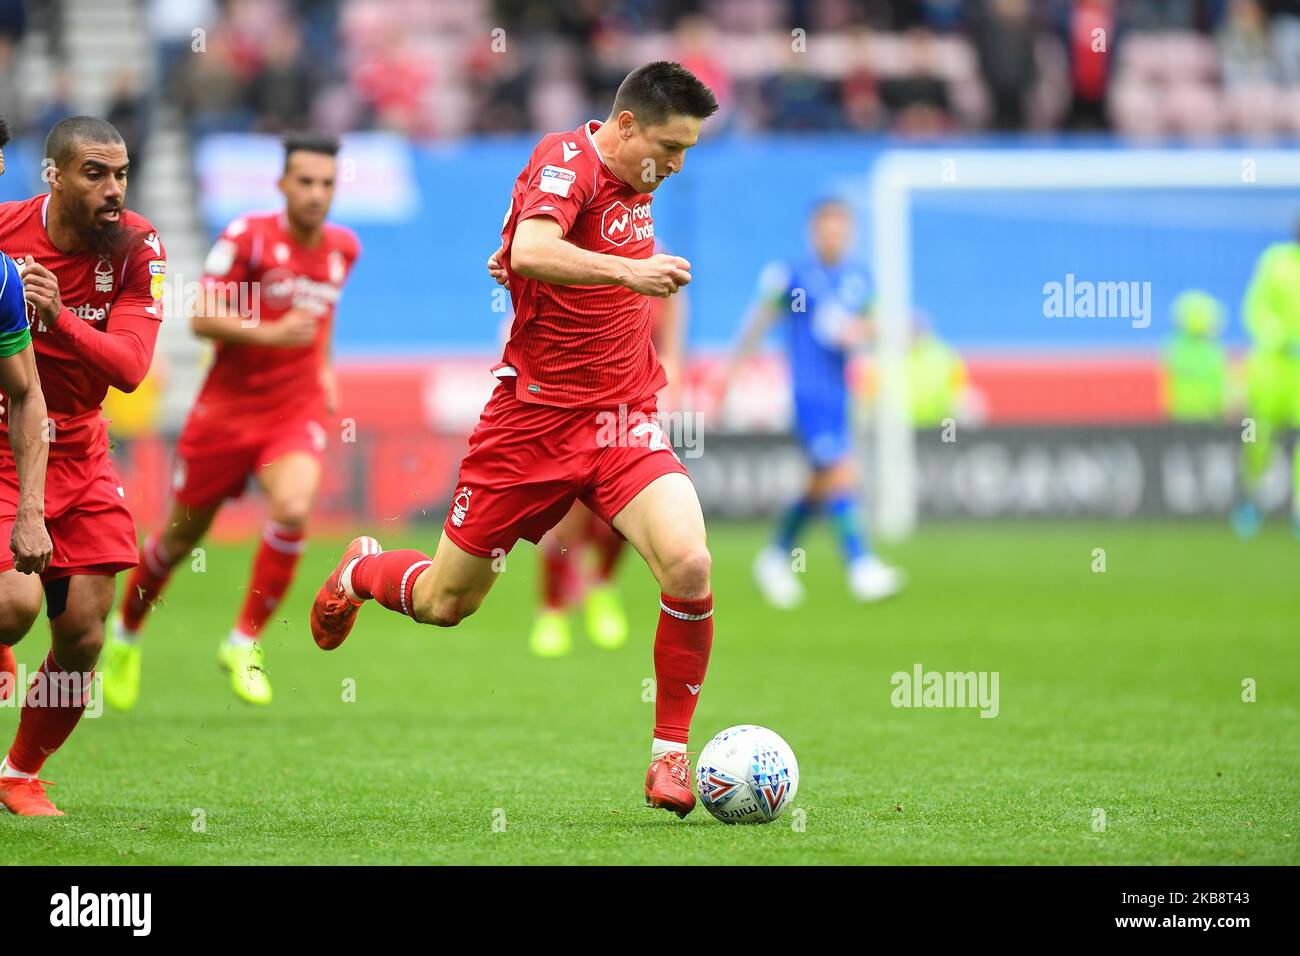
xmin=267 ymin=498 xmax=311 ymax=529
xmin=0 ymin=597 xmax=40 ymax=644
xmin=417 ymin=588 xmax=485 ymax=628
xmin=659 ymin=542 xmax=712 ymax=598
xmin=51 ymin=625 xmax=105 ymax=673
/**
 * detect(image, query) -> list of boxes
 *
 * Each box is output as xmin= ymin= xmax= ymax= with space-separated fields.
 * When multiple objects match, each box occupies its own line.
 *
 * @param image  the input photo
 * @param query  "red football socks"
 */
xmin=235 ymin=522 xmax=305 ymax=638
xmin=589 ymin=519 xmax=626 ymax=583
xmin=652 ymin=593 xmax=714 ymax=745
xmin=348 ymin=549 xmax=433 ymax=617
xmin=121 ymin=533 xmax=182 ymax=633
xmin=6 ymin=649 xmax=92 ymax=775
xmin=540 ymin=540 xmax=572 ymax=610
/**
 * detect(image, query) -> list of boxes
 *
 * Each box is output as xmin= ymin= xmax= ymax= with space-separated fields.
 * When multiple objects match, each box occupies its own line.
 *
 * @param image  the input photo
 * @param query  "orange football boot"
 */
xmin=310 ymin=536 xmax=382 ymax=650
xmin=645 ymin=750 xmax=696 ymax=818
xmin=0 ymin=776 xmax=63 ymax=816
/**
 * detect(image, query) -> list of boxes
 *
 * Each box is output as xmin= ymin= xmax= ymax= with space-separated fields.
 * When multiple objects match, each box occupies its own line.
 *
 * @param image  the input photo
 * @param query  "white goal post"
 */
xmin=868 ymin=147 xmax=1300 ymax=541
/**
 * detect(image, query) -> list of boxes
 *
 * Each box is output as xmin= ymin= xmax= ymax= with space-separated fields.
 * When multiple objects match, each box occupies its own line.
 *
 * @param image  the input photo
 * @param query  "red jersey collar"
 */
xmin=583 ymin=120 xmax=612 ymax=170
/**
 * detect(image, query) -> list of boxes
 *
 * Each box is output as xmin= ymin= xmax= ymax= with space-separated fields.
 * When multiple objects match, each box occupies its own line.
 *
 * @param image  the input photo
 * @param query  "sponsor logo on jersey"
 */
xmin=261 ymin=267 xmax=342 ymax=313
xmin=71 ymin=303 xmax=108 ymax=323
xmin=538 ymin=164 xmax=576 ymax=197
xmin=143 ymin=232 xmax=162 ymax=257
xmin=94 ymin=257 xmax=114 ymax=293
xmin=601 ymin=201 xmax=653 ymax=246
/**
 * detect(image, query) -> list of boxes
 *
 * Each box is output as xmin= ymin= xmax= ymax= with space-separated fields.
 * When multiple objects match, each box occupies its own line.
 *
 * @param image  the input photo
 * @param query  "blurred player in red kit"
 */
xmin=310 ymin=62 xmax=718 ymax=818
xmin=102 ymin=134 xmax=359 ymax=710
xmin=0 ymin=117 xmax=165 ymax=815
xmin=526 ymin=279 xmax=687 ymax=658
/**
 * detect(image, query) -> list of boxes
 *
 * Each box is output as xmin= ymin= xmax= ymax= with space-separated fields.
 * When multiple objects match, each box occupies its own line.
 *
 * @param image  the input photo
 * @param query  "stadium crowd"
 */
xmin=1 ymin=0 xmax=1299 ymax=140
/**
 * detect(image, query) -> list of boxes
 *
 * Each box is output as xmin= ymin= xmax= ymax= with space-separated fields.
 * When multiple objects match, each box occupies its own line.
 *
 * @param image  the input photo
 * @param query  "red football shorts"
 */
xmin=173 ymin=410 xmax=328 ymax=509
xmin=443 ymin=381 xmax=690 ymax=557
xmin=0 ymin=446 xmax=138 ymax=580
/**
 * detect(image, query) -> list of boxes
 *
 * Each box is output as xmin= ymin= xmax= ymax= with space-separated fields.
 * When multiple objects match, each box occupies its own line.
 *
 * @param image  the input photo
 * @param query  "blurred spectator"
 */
xmin=1219 ymin=0 xmax=1279 ymax=85
xmin=249 ymin=20 xmax=315 ymax=132
xmin=148 ymin=0 xmax=218 ymax=91
xmin=974 ymin=0 xmax=1039 ymax=130
xmin=879 ymin=28 xmax=954 ymax=134
xmin=761 ymin=49 xmax=844 ymax=130
xmin=107 ymin=69 xmax=148 ymax=178
xmin=1268 ymin=0 xmax=1300 ymax=83
xmin=1065 ymin=0 xmax=1115 ymax=129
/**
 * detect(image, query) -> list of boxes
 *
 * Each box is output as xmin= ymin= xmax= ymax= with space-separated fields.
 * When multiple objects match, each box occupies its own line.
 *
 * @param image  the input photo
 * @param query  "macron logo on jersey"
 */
xmin=539 ymin=165 xmax=576 ymax=198
xmin=561 ymin=141 xmax=581 ymax=162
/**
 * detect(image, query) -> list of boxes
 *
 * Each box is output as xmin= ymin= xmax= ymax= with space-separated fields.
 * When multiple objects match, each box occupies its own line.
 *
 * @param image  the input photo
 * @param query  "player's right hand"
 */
xmin=486 ymin=246 xmax=509 ymax=287
xmin=10 ymin=506 xmax=52 ymax=575
xmin=624 ymin=254 xmax=692 ymax=298
xmin=263 ymin=309 xmax=318 ymax=347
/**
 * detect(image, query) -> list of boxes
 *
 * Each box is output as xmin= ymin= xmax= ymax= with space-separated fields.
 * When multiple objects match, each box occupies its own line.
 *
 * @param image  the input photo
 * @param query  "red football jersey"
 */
xmin=497 ymin=120 xmax=667 ymax=409
xmin=0 ymin=195 xmax=166 ymax=458
xmin=191 ymin=212 xmax=360 ymax=431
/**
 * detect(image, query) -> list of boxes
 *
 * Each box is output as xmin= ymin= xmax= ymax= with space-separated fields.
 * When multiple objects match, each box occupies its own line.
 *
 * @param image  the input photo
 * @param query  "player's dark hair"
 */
xmin=0 ymin=116 xmax=10 ymax=149
xmin=44 ymin=116 xmax=125 ymax=169
xmin=610 ymin=61 xmax=719 ymax=127
xmin=810 ymin=197 xmax=851 ymax=219
xmin=283 ymin=132 xmax=341 ymax=171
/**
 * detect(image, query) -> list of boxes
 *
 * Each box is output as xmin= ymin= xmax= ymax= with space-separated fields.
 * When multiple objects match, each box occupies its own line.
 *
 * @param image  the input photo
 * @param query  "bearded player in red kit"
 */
xmin=310 ymin=62 xmax=718 ymax=817
xmin=0 ymin=117 xmax=166 ymax=815
xmin=102 ymin=133 xmax=359 ymax=710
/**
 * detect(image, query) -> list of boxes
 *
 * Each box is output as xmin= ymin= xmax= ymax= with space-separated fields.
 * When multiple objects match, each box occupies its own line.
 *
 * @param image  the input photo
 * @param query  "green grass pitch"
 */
xmin=1 ymin=521 xmax=1296 ymax=865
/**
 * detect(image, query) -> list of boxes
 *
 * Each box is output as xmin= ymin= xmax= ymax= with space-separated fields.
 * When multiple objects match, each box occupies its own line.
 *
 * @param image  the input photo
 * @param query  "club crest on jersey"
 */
xmin=94 ymin=257 xmax=113 ymax=293
xmin=450 ymin=486 xmax=472 ymax=527
xmin=601 ymin=201 xmax=653 ymax=246
xmin=538 ymin=165 xmax=576 ymax=198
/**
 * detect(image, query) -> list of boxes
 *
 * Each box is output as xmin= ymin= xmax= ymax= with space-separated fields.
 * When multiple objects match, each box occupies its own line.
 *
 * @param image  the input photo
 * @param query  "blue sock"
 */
xmin=774 ymin=496 xmax=816 ymax=552
xmin=825 ymin=492 xmax=867 ymax=564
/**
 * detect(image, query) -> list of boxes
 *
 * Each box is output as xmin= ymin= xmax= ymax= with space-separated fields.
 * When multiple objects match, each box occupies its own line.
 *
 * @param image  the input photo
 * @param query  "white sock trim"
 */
xmin=0 ymin=757 xmax=35 ymax=779
xmin=651 ymin=738 xmax=687 ymax=759
xmin=262 ymin=523 xmax=307 ymax=554
xmin=339 ymin=557 xmax=363 ymax=603
xmin=659 ymin=601 xmax=713 ymax=622
xmin=398 ymin=561 xmax=433 ymax=616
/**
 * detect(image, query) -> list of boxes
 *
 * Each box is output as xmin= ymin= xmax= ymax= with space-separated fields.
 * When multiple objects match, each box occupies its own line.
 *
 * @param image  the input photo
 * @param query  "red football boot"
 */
xmin=310 ymin=536 xmax=382 ymax=651
xmin=644 ymin=750 xmax=696 ymax=818
xmin=0 ymin=643 xmax=15 ymax=701
xmin=0 ymin=777 xmax=63 ymax=816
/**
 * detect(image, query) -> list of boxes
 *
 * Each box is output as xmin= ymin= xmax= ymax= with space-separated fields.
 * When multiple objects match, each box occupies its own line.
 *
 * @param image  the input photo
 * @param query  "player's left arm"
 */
xmin=319 ymin=231 xmax=360 ymax=417
xmin=0 ymin=256 xmax=52 ymax=574
xmin=0 ymin=346 xmax=53 ymax=574
xmin=20 ymin=234 xmax=165 ymax=392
